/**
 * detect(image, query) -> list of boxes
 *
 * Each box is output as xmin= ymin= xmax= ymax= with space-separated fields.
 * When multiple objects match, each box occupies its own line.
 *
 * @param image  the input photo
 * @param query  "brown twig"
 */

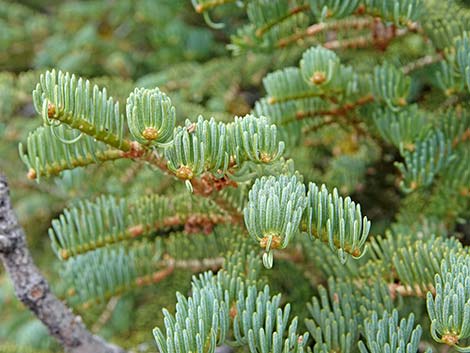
xmin=296 ymin=94 xmax=374 ymax=120
xmin=402 ymin=52 xmax=445 ymax=75
xmin=91 ymin=296 xmax=120 ymax=333
xmin=388 ymin=282 xmax=435 ymax=299
xmin=277 ymin=17 xmax=374 ymax=48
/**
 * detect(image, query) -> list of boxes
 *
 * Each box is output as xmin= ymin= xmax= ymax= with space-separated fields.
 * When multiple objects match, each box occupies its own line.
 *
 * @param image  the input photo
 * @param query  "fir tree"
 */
xmin=1 ymin=1 xmax=470 ymax=353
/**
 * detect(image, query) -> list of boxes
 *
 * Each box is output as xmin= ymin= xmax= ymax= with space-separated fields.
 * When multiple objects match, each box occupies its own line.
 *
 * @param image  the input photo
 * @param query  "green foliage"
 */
xmin=62 ymin=242 xmax=161 ymax=306
xmin=427 ymin=253 xmax=470 ymax=351
xmin=305 ymin=280 xmax=359 ymax=353
xmin=392 ymin=236 xmax=463 ymax=296
xmin=49 ymin=193 xmax=228 ymax=260
xmin=33 ymin=70 xmax=126 ymax=150
xmin=126 ymin=87 xmax=175 ymax=147
xmin=305 ymin=277 xmax=395 ymax=353
xmin=19 ymin=125 xmax=124 ymax=181
xmin=165 ymin=114 xmax=285 ymax=187
xmin=3 ymin=0 xmax=470 ymax=352
xmin=372 ymin=63 xmax=410 ymax=110
xmin=394 ymin=130 xmax=454 ymax=192
xmin=359 ymin=310 xmax=427 ymax=353
xmin=153 ymin=250 xmax=309 ymax=353
xmin=372 ymin=105 xmax=428 ymax=150
xmin=244 ymin=175 xmax=306 ymax=268
xmin=305 ymin=182 xmax=370 ymax=262
xmin=309 ymin=0 xmax=360 ymax=20
xmin=362 ymin=0 xmax=422 ymax=26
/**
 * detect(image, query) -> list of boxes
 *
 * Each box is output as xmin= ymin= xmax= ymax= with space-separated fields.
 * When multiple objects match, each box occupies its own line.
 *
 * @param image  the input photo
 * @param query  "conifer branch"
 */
xmin=49 ymin=194 xmax=232 ymax=260
xmin=359 ymin=310 xmax=428 ymax=353
xmin=295 ymin=94 xmax=374 ymax=120
xmin=19 ymin=125 xmax=126 ymax=181
xmin=46 ymin=105 xmax=132 ymax=151
xmin=33 ymin=70 xmax=129 ymax=151
xmin=427 ymin=253 xmax=470 ymax=351
xmin=276 ymin=17 xmax=414 ymax=49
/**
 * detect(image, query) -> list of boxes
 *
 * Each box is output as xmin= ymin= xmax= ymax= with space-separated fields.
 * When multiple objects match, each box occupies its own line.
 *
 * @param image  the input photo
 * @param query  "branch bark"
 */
xmin=0 ymin=173 xmax=126 ymax=353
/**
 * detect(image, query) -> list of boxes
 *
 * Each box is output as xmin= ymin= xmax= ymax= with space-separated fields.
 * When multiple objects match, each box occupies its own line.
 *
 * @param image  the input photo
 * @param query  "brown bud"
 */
xmin=175 ymin=165 xmax=194 ymax=180
xmin=229 ymin=303 xmax=237 ymax=319
xmin=142 ymin=127 xmax=159 ymax=141
xmin=311 ymin=71 xmax=326 ymax=84
xmin=60 ymin=249 xmax=69 ymax=260
xmin=187 ymin=123 xmax=196 ymax=133
xmin=259 ymin=234 xmax=282 ymax=249
xmin=127 ymin=224 xmax=144 ymax=238
xmin=351 ymin=248 xmax=362 ymax=257
xmin=136 ymin=277 xmax=145 ymax=287
xmin=460 ymin=187 xmax=469 ymax=197
xmin=260 ymin=152 xmax=272 ymax=163
xmin=356 ymin=4 xmax=366 ymax=15
xmin=47 ymin=102 xmax=56 ymax=118
xmin=442 ymin=333 xmax=459 ymax=346
xmin=397 ymin=97 xmax=407 ymax=106
xmin=27 ymin=168 xmax=37 ymax=180
xmin=403 ymin=143 xmax=415 ymax=152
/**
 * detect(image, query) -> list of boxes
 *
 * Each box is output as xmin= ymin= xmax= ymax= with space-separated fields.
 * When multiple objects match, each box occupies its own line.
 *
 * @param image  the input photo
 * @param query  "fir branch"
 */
xmin=49 ymin=194 xmax=232 ymax=260
xmin=64 ymin=229 xmax=235 ymax=307
xmin=395 ymin=130 xmax=454 ymax=192
xmin=295 ymin=94 xmax=374 ymax=120
xmin=306 ymin=279 xmax=359 ymax=353
xmin=244 ymin=175 xmax=307 ymax=268
xmin=66 ymin=248 xmax=176 ymax=308
xmin=19 ymin=125 xmax=125 ymax=181
xmin=243 ymin=174 xmax=371 ymax=267
xmin=372 ymin=105 xmax=429 ymax=151
xmin=427 ymin=253 xmax=470 ymax=351
xmin=153 ymin=249 xmax=309 ymax=353
xmin=321 ymin=23 xmax=414 ymax=51
xmin=310 ymin=0 xmax=361 ymax=20
xmin=359 ymin=310 xmax=428 ymax=353
xmin=305 ymin=182 xmax=370 ymax=263
xmin=392 ymin=237 xmax=463 ymax=297
xmin=33 ymin=70 xmax=130 ymax=151
xmin=46 ymin=105 xmax=131 ymax=151
xmin=277 ymin=17 xmax=374 ymax=48
xmin=126 ymin=87 xmax=175 ymax=147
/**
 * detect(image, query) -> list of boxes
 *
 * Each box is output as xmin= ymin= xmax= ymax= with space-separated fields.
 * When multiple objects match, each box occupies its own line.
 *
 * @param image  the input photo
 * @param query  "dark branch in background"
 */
xmin=0 ymin=173 xmax=126 ymax=353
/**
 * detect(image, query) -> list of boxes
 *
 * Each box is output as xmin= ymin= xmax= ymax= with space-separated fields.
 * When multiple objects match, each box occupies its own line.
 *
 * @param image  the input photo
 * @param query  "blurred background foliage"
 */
xmin=1 ymin=0 xmax=470 ymax=352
